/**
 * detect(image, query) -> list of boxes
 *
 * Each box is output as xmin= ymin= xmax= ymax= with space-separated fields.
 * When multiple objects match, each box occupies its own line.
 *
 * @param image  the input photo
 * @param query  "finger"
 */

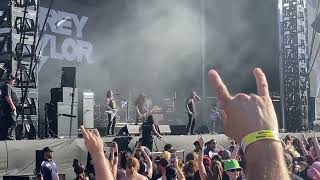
xmin=253 ymin=68 xmax=269 ymax=97
xmin=93 ymin=129 xmax=101 ymax=138
xmin=208 ymin=70 xmax=232 ymax=109
xmin=81 ymin=125 xmax=89 ymax=140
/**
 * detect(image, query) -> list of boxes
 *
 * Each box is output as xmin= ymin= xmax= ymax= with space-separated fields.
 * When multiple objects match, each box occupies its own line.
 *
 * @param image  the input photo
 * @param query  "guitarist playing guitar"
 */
xmin=105 ymin=90 xmax=118 ymax=135
xmin=186 ymin=91 xmax=201 ymax=135
xmin=134 ymin=93 xmax=150 ymax=125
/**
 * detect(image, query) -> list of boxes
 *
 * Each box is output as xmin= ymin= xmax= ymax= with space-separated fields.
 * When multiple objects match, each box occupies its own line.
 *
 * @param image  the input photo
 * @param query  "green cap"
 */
xmin=224 ymin=159 xmax=242 ymax=172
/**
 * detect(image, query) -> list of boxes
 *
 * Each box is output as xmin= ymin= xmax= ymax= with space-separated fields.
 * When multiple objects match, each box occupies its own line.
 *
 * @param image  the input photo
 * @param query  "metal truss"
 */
xmin=280 ymin=0 xmax=309 ymax=131
xmin=0 ymin=0 xmax=39 ymax=137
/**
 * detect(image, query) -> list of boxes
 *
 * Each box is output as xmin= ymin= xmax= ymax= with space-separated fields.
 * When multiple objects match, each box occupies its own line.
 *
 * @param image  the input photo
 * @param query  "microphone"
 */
xmin=114 ymin=93 xmax=120 ymax=95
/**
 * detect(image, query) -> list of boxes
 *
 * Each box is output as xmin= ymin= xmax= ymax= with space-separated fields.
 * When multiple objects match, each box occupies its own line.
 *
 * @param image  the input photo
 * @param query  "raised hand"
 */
xmin=208 ymin=68 xmax=278 ymax=143
xmin=198 ymin=135 xmax=205 ymax=148
xmin=81 ymin=126 xmax=104 ymax=155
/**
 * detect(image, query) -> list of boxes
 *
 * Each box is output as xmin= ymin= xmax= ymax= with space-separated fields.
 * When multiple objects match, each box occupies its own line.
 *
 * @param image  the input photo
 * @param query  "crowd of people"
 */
xmin=41 ymin=68 xmax=320 ymax=180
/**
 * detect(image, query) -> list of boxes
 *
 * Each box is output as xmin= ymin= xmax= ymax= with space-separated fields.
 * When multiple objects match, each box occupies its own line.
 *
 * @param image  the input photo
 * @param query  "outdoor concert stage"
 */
xmin=0 ymin=133 xmax=319 ymax=179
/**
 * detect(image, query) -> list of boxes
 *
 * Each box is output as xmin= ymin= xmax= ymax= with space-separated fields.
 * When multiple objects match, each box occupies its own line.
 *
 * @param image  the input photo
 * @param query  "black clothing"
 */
xmin=141 ymin=122 xmax=154 ymax=151
xmin=186 ymin=99 xmax=195 ymax=134
xmin=0 ymin=83 xmax=18 ymax=139
xmin=107 ymin=113 xmax=116 ymax=135
xmin=1 ymin=83 xmax=19 ymax=107
xmin=187 ymin=99 xmax=194 ymax=113
xmin=186 ymin=114 xmax=195 ymax=134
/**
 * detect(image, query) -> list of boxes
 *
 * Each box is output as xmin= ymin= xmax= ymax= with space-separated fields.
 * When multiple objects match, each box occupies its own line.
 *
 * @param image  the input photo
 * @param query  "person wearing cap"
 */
xmin=223 ymin=159 xmax=242 ymax=180
xmin=0 ymin=74 xmax=19 ymax=140
xmin=40 ymin=147 xmax=59 ymax=180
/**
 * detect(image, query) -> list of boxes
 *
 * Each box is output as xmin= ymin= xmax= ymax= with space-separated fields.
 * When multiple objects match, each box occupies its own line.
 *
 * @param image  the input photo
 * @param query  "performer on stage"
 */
xmin=185 ymin=91 xmax=200 ymax=135
xmin=0 ymin=74 xmax=19 ymax=140
xmin=104 ymin=90 xmax=117 ymax=135
xmin=134 ymin=93 xmax=149 ymax=125
xmin=140 ymin=115 xmax=162 ymax=151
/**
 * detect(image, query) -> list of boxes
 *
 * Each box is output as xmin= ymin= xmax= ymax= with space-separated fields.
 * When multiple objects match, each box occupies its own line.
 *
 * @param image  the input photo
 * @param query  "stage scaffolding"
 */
xmin=279 ymin=0 xmax=310 ymax=131
xmin=0 ymin=0 xmax=39 ymax=139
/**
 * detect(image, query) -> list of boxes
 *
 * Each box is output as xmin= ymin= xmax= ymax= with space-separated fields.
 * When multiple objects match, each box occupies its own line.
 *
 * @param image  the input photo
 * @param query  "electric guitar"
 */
xmin=105 ymin=108 xmax=120 ymax=121
xmin=137 ymin=107 xmax=157 ymax=121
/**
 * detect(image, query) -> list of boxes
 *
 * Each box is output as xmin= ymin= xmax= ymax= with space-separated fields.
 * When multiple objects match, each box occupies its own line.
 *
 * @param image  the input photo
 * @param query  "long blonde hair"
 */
xmin=126 ymin=157 xmax=140 ymax=175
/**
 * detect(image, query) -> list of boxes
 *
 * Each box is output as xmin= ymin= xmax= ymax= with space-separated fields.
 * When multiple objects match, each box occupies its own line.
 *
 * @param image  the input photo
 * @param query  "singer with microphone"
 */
xmin=0 ymin=74 xmax=19 ymax=140
xmin=185 ymin=91 xmax=201 ymax=135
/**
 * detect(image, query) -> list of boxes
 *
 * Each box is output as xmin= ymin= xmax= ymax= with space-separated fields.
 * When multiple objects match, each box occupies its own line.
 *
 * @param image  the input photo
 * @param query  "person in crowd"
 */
xmin=74 ymin=164 xmax=89 ymax=180
xmin=183 ymin=160 xmax=199 ymax=180
xmin=161 ymin=151 xmax=172 ymax=162
xmin=197 ymin=135 xmax=223 ymax=180
xmin=164 ymin=144 xmax=174 ymax=152
xmin=185 ymin=152 xmax=198 ymax=163
xmin=117 ymin=151 xmax=131 ymax=180
xmin=40 ymin=147 xmax=59 ymax=180
xmin=284 ymin=153 xmax=304 ymax=180
xmin=307 ymin=161 xmax=320 ymax=179
xmin=0 ymin=74 xmax=19 ymax=140
xmin=204 ymin=139 xmax=218 ymax=158
xmin=223 ymin=159 xmax=242 ymax=180
xmin=284 ymin=135 xmax=301 ymax=158
xmin=130 ymin=142 xmax=153 ymax=179
xmin=193 ymin=141 xmax=202 ymax=153
xmin=109 ymin=142 xmax=119 ymax=179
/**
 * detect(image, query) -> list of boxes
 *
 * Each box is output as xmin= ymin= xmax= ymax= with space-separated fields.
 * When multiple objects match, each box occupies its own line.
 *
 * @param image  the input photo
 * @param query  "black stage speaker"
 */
xmin=169 ymin=125 xmax=186 ymax=135
xmin=61 ymin=67 xmax=76 ymax=88
xmin=195 ymin=125 xmax=210 ymax=134
xmin=35 ymin=150 xmax=44 ymax=175
xmin=50 ymin=88 xmax=63 ymax=103
xmin=117 ymin=125 xmax=140 ymax=136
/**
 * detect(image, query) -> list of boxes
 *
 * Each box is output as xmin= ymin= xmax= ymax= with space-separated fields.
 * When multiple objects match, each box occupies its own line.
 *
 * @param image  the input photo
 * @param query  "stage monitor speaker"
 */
xmin=195 ymin=125 xmax=210 ymax=134
xmin=157 ymin=125 xmax=171 ymax=135
xmin=169 ymin=125 xmax=186 ymax=135
xmin=35 ymin=150 xmax=44 ymax=175
xmin=61 ymin=67 xmax=76 ymax=88
xmin=117 ymin=125 xmax=140 ymax=136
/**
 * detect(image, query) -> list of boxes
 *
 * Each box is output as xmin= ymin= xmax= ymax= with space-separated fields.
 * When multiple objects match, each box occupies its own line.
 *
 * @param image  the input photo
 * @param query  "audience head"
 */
xmin=203 ymin=156 xmax=212 ymax=167
xmin=42 ymin=147 xmax=54 ymax=160
xmin=164 ymin=144 xmax=173 ymax=152
xmin=126 ymin=157 xmax=140 ymax=175
xmin=161 ymin=151 xmax=171 ymax=161
xmin=224 ymin=159 xmax=242 ymax=179
xmin=185 ymin=152 xmax=198 ymax=162
xmin=307 ymin=161 xmax=320 ymax=179
xmin=207 ymin=139 xmax=217 ymax=150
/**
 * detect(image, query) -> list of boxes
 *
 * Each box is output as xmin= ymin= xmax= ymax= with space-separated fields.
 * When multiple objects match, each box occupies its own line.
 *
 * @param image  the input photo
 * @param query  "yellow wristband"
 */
xmin=241 ymin=130 xmax=280 ymax=153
